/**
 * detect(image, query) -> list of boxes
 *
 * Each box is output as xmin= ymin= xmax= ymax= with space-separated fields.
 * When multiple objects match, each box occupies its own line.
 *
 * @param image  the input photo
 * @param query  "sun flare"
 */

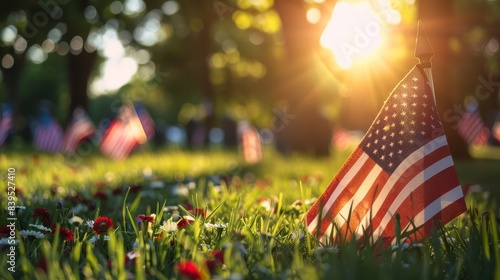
xmin=320 ymin=1 xmax=390 ymax=69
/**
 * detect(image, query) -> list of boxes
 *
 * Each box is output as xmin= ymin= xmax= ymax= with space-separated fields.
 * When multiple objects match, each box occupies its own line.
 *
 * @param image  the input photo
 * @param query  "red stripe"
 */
xmin=305 ymin=148 xmax=364 ymax=225
xmin=337 ymin=169 xmax=390 ymax=240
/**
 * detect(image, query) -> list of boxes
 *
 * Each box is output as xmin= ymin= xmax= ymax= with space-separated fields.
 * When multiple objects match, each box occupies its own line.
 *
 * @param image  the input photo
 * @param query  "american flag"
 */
xmin=100 ymin=104 xmax=146 ymax=160
xmin=457 ymin=110 xmax=489 ymax=146
xmin=0 ymin=104 xmax=13 ymax=147
xmin=305 ymin=65 xmax=467 ymax=246
xmin=242 ymin=126 xmax=262 ymax=164
xmin=62 ymin=108 xmax=95 ymax=155
xmin=34 ymin=113 xmax=64 ymax=153
xmin=134 ymin=103 xmax=155 ymax=141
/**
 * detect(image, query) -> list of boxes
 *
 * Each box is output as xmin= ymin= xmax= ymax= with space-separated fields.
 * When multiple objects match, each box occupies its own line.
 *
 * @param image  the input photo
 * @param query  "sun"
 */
xmin=320 ymin=1 xmax=387 ymax=69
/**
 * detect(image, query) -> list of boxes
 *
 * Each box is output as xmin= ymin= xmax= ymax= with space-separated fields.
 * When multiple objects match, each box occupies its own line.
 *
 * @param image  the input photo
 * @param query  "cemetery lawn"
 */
xmin=0 ymin=148 xmax=499 ymax=279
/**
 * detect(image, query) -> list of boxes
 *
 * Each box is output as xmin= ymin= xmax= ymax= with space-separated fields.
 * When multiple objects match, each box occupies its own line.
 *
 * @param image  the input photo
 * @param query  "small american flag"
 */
xmin=242 ymin=126 xmax=262 ymax=164
xmin=134 ymin=103 xmax=155 ymax=142
xmin=457 ymin=111 xmax=489 ymax=146
xmin=100 ymin=104 xmax=146 ymax=160
xmin=305 ymin=65 xmax=466 ymax=246
xmin=0 ymin=104 xmax=13 ymax=147
xmin=34 ymin=112 xmax=63 ymax=153
xmin=62 ymin=107 xmax=95 ymax=155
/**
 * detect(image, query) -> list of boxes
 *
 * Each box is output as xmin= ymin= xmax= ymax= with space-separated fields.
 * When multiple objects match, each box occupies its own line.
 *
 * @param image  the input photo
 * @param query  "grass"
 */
xmin=0 ymin=147 xmax=499 ymax=279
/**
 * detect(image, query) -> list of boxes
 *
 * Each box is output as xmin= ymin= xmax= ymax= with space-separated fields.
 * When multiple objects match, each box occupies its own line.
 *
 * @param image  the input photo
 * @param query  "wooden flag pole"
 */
xmin=414 ymin=21 xmax=436 ymax=103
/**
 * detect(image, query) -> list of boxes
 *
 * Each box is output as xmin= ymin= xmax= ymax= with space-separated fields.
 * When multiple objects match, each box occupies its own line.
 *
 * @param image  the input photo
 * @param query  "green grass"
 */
xmin=0 ymin=147 xmax=499 ymax=279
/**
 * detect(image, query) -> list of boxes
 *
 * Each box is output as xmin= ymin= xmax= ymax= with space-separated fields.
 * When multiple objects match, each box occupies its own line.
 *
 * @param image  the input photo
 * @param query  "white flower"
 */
xmin=0 ymin=238 xmax=18 ymax=246
xmin=29 ymin=224 xmax=52 ymax=232
xmin=159 ymin=220 xmax=178 ymax=233
xmin=83 ymin=220 xmax=95 ymax=228
xmin=204 ymin=223 xmax=228 ymax=230
xmin=20 ymin=230 xmax=46 ymax=239
xmin=88 ymin=235 xmax=110 ymax=244
xmin=68 ymin=216 xmax=84 ymax=225
xmin=70 ymin=204 xmax=88 ymax=215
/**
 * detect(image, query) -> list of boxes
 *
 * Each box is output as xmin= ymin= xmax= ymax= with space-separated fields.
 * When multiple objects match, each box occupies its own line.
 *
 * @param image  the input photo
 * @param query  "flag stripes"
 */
xmin=457 ymin=111 xmax=489 ymax=145
xmin=35 ymin=121 xmax=63 ymax=153
xmin=62 ymin=109 xmax=95 ymax=155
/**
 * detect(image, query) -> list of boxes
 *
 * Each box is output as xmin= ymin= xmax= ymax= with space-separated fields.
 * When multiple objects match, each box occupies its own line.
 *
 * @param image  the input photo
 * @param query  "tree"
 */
xmin=273 ymin=0 xmax=337 ymax=155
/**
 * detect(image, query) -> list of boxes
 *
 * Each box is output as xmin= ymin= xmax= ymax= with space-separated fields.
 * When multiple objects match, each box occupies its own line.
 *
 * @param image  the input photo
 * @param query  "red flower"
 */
xmin=178 ymin=261 xmax=202 ymax=280
xmin=177 ymin=218 xmax=193 ymax=228
xmin=33 ymin=208 xmax=51 ymax=225
xmin=94 ymin=191 xmax=108 ymax=200
xmin=0 ymin=226 xmax=10 ymax=238
xmin=36 ymin=257 xmax=48 ymax=273
xmin=112 ymin=187 xmax=124 ymax=195
xmin=130 ymin=184 xmax=142 ymax=193
xmin=93 ymin=216 xmax=114 ymax=235
xmin=83 ymin=199 xmax=96 ymax=211
xmin=205 ymin=250 xmax=224 ymax=273
xmin=51 ymin=224 xmax=74 ymax=242
xmin=193 ymin=208 xmax=206 ymax=218
xmin=136 ymin=214 xmax=154 ymax=224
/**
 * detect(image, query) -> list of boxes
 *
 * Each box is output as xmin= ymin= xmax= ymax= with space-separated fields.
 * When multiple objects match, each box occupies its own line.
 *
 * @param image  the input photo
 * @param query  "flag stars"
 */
xmin=391 ymin=123 xmax=396 ymax=128
xmin=380 ymin=155 xmax=385 ymax=161
xmin=366 ymin=143 xmax=371 ymax=148
xmin=399 ymin=130 xmax=404 ymax=135
xmin=402 ymin=84 xmax=407 ymax=89
xmin=409 ymin=139 xmax=414 ymax=144
xmin=410 ymin=120 xmax=416 ymax=125
xmin=401 ymin=112 xmax=407 ymax=116
xmin=421 ymin=121 xmax=426 ymax=126
xmin=374 ymin=139 xmax=379 ymax=144
xmin=423 ymin=94 xmax=428 ymax=99
xmin=382 ymin=135 xmax=387 ymax=140
xmin=412 ymin=94 xmax=417 ymax=98
xmin=410 ymin=130 xmax=415 ymax=134
xmin=422 ymin=103 xmax=428 ymax=107
xmin=381 ymin=145 xmax=386 ymax=150
xmin=390 ymin=132 xmax=395 ymax=137
xmin=392 ymin=113 xmax=397 ymax=118
xmin=422 ymin=112 xmax=427 ymax=117
xmin=412 ymin=77 xmax=418 ymax=81
xmin=402 ymin=93 xmax=408 ymax=98
xmin=402 ymin=102 xmax=408 ymax=107
xmin=388 ymin=162 xmax=393 ymax=167
xmin=389 ymin=152 xmax=394 ymax=157
xmin=400 ymin=120 xmax=405 ymax=125
xmin=411 ymin=102 xmax=417 ymax=107
xmin=398 ymin=149 xmax=403 ymax=154
xmin=421 ymin=131 xmax=426 ymax=136
xmin=398 ymin=140 xmax=403 ymax=145
xmin=373 ymin=149 xmax=378 ymax=155
xmin=389 ymin=142 xmax=394 ymax=147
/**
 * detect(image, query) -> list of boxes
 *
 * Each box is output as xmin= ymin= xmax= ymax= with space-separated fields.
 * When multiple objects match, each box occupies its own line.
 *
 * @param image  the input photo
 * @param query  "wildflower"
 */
xmin=29 ymin=224 xmax=51 ymax=232
xmin=136 ymin=214 xmax=155 ymax=224
xmin=178 ymin=260 xmax=202 ymax=280
xmin=177 ymin=216 xmax=195 ymax=228
xmin=56 ymin=199 xmax=64 ymax=209
xmin=36 ymin=257 xmax=48 ymax=273
xmin=68 ymin=216 xmax=84 ymax=226
xmin=112 ymin=187 xmax=124 ymax=195
xmin=51 ymin=224 xmax=74 ymax=242
xmin=129 ymin=184 xmax=142 ymax=193
xmin=160 ymin=220 xmax=178 ymax=233
xmin=204 ymin=223 xmax=227 ymax=230
xmin=88 ymin=235 xmax=111 ymax=244
xmin=33 ymin=208 xmax=51 ymax=225
xmin=125 ymin=251 xmax=137 ymax=267
xmin=94 ymin=191 xmax=108 ymax=200
xmin=20 ymin=230 xmax=46 ymax=239
xmin=0 ymin=226 xmax=10 ymax=238
xmin=93 ymin=216 xmax=114 ymax=235
xmin=193 ymin=208 xmax=206 ymax=218
xmin=0 ymin=238 xmax=17 ymax=246
xmin=205 ymin=250 xmax=225 ymax=273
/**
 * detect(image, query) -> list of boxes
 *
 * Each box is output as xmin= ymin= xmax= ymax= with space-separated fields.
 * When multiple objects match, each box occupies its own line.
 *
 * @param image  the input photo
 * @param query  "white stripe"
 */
xmin=372 ymin=155 xmax=454 ymax=242
xmin=307 ymin=152 xmax=370 ymax=233
xmin=334 ymin=164 xmax=383 ymax=229
xmin=400 ymin=185 xmax=463 ymax=234
xmin=355 ymin=135 xmax=448 ymax=237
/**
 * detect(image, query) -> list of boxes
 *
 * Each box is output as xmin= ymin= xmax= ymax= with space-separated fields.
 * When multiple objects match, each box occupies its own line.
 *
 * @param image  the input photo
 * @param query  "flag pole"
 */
xmin=414 ymin=21 xmax=436 ymax=103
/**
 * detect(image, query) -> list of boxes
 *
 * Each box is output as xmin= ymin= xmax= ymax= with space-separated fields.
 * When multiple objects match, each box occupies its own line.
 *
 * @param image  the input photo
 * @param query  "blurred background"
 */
xmin=0 ymin=0 xmax=499 ymax=158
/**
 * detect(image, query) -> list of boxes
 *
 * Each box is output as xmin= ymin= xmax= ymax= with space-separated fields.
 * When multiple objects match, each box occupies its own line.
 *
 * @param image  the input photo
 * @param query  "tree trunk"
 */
xmin=273 ymin=0 xmax=336 ymax=156
xmin=67 ymin=50 xmax=97 ymax=118
xmin=417 ymin=0 xmax=470 ymax=159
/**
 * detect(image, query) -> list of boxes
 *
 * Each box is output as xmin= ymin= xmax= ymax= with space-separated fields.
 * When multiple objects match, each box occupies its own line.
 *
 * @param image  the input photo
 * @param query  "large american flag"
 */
xmin=457 ymin=111 xmax=489 ymax=146
xmin=0 ymin=104 xmax=13 ymax=147
xmin=305 ymin=65 xmax=467 ymax=246
xmin=34 ymin=114 xmax=64 ymax=153
xmin=100 ymin=104 xmax=146 ymax=160
xmin=62 ymin=108 xmax=95 ymax=155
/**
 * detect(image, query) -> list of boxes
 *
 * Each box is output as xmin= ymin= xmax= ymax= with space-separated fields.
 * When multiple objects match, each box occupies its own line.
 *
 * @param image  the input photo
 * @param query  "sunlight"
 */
xmin=320 ymin=1 xmax=387 ymax=69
